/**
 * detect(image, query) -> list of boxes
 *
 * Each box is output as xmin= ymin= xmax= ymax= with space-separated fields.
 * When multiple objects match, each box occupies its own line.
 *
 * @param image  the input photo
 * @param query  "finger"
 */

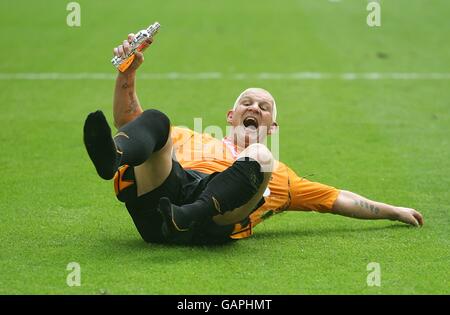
xmin=123 ymin=40 xmax=131 ymax=56
xmin=404 ymin=211 xmax=420 ymax=227
xmin=134 ymin=51 xmax=144 ymax=63
xmin=400 ymin=212 xmax=417 ymax=227
xmin=414 ymin=211 xmax=424 ymax=226
xmin=117 ymin=45 xmax=125 ymax=58
xmin=128 ymin=33 xmax=135 ymax=43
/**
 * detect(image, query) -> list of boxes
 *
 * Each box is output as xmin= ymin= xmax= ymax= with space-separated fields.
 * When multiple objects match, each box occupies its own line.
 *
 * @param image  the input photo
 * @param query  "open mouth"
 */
xmin=243 ymin=117 xmax=259 ymax=130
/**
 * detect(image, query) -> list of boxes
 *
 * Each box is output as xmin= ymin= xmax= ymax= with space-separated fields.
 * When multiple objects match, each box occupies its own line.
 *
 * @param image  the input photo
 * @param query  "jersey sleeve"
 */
xmin=287 ymin=167 xmax=340 ymax=213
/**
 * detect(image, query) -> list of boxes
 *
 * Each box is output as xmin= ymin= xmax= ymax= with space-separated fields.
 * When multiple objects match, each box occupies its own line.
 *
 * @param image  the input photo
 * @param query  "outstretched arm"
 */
xmin=112 ymin=34 xmax=153 ymax=129
xmin=332 ymin=190 xmax=424 ymax=227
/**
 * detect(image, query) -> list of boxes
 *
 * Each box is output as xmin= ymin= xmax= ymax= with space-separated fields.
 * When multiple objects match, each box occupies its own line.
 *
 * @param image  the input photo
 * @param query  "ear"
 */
xmin=226 ymin=110 xmax=234 ymax=124
xmin=268 ymin=121 xmax=278 ymax=135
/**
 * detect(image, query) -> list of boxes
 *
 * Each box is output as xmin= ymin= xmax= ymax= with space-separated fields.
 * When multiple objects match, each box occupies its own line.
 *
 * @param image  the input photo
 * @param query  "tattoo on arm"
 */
xmin=125 ymin=90 xmax=138 ymax=114
xmin=119 ymin=79 xmax=138 ymax=114
xmin=353 ymin=198 xmax=380 ymax=215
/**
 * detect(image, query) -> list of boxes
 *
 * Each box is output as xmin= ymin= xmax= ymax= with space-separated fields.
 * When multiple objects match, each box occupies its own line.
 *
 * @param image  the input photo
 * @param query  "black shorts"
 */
xmin=114 ymin=160 xmax=237 ymax=245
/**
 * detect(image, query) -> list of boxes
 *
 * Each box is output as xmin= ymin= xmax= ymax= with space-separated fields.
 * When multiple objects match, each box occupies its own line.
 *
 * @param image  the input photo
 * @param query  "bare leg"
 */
xmin=134 ymin=136 xmax=173 ymax=197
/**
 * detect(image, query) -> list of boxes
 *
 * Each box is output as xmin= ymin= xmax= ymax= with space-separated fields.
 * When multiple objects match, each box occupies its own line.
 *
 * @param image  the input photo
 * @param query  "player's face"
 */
xmin=227 ymin=89 xmax=277 ymax=145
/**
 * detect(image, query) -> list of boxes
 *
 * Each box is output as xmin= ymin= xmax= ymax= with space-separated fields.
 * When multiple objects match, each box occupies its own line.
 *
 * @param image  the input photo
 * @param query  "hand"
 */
xmin=113 ymin=33 xmax=154 ymax=74
xmin=393 ymin=207 xmax=424 ymax=227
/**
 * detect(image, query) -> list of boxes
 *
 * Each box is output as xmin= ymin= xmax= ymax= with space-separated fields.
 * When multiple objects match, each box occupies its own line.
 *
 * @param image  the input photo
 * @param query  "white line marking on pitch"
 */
xmin=0 ymin=72 xmax=449 ymax=80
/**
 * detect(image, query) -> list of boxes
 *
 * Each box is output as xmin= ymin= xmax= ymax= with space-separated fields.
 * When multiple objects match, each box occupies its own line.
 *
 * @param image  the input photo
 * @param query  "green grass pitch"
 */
xmin=0 ymin=0 xmax=449 ymax=294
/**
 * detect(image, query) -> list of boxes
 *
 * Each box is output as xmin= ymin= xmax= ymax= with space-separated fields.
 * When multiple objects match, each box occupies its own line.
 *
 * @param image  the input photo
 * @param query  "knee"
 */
xmin=240 ymin=143 xmax=274 ymax=172
xmin=140 ymin=109 xmax=171 ymax=150
xmin=141 ymin=109 xmax=170 ymax=127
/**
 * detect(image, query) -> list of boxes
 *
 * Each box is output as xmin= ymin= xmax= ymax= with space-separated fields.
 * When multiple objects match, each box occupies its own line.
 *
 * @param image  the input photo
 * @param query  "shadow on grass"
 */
xmin=88 ymin=223 xmax=416 ymax=263
xmin=90 ymin=235 xmax=237 ymax=261
xmin=253 ymin=223 xmax=414 ymax=240
xmin=101 ymin=223 xmax=411 ymax=248
xmin=109 ymin=237 xmax=236 ymax=250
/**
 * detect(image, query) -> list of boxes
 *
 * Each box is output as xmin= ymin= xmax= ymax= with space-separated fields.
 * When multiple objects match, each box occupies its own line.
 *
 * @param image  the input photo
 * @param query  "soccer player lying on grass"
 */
xmin=83 ymin=34 xmax=424 ymax=245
